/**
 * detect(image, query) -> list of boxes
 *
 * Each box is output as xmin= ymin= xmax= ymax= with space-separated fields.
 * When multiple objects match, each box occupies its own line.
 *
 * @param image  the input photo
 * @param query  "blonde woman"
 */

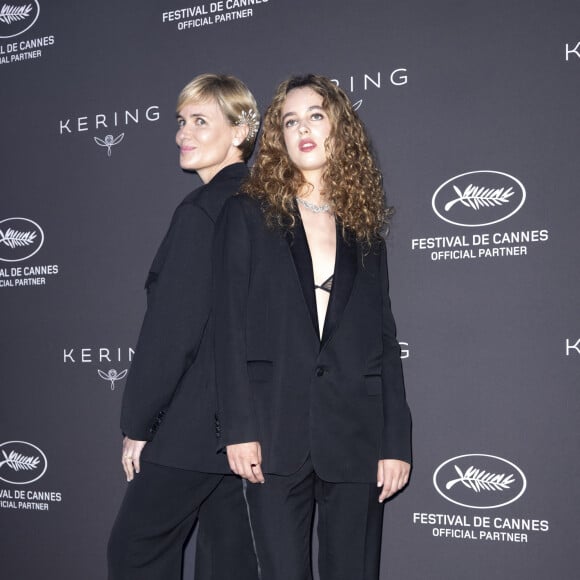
xmin=108 ymin=74 xmax=260 ymax=580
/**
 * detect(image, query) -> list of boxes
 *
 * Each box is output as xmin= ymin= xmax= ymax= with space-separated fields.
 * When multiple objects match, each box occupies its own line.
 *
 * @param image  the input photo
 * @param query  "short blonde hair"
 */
xmin=177 ymin=73 xmax=259 ymax=161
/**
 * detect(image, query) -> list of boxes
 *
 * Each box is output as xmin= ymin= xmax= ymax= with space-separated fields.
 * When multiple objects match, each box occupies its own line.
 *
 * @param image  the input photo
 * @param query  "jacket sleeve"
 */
xmin=213 ymin=198 xmax=260 ymax=447
xmin=379 ymin=239 xmax=413 ymax=463
xmin=120 ymin=203 xmax=214 ymax=440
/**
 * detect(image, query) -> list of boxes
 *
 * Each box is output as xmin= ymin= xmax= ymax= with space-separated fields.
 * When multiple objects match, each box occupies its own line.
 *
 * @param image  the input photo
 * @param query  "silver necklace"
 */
xmin=296 ymin=196 xmax=331 ymax=214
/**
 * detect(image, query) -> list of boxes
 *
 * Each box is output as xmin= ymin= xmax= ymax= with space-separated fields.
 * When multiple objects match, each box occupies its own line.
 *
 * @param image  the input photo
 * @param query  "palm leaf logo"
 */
xmin=0 ymin=228 xmax=37 ymax=249
xmin=445 ymin=465 xmax=515 ymax=493
xmin=0 ymin=4 xmax=32 ymax=24
xmin=0 ymin=449 xmax=40 ymax=472
xmin=444 ymin=184 xmax=514 ymax=212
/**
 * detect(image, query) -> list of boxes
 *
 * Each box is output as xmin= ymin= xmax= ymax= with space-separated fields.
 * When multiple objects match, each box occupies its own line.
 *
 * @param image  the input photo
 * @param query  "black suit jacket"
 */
xmin=120 ymin=163 xmax=248 ymax=473
xmin=213 ymin=194 xmax=412 ymax=483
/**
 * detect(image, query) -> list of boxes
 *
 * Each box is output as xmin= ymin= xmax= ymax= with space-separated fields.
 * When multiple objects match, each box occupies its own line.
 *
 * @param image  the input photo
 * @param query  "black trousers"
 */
xmin=243 ymin=457 xmax=385 ymax=580
xmin=107 ymin=461 xmax=258 ymax=580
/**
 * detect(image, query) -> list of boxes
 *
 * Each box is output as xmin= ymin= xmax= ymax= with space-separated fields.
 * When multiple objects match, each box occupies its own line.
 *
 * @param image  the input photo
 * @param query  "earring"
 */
xmin=233 ymin=140 xmax=240 ymax=146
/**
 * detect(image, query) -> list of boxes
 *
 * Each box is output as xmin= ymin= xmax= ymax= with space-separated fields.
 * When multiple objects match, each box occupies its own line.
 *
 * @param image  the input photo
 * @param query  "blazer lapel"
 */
xmin=285 ymin=217 xmax=359 ymax=349
xmin=320 ymin=227 xmax=358 ymax=349
xmin=285 ymin=222 xmax=319 ymax=339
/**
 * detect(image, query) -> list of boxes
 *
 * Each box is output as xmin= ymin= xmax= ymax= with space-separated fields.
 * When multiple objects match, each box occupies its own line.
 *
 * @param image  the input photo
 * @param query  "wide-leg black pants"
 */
xmin=107 ymin=461 xmax=258 ymax=580
xmin=243 ymin=457 xmax=385 ymax=580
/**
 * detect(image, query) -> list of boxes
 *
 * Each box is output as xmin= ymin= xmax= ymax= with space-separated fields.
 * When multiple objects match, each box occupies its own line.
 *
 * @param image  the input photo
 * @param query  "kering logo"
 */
xmin=59 ymin=106 xmax=160 ymax=157
xmin=0 ymin=217 xmax=44 ymax=262
xmin=0 ymin=1 xmax=39 ymax=39
xmin=59 ymin=106 xmax=160 ymax=135
xmin=64 ymin=346 xmax=133 ymax=392
xmin=63 ymin=346 xmax=134 ymax=364
xmin=98 ymin=368 xmax=128 ymax=390
xmin=0 ymin=441 xmax=47 ymax=485
xmin=433 ymin=454 xmax=526 ymax=509
xmin=94 ymin=133 xmax=125 ymax=157
xmin=432 ymin=171 xmax=526 ymax=227
xmin=331 ymin=70 xmax=408 ymax=110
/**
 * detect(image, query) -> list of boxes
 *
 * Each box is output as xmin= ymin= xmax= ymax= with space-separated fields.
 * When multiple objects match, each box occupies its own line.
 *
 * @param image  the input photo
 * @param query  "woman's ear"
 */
xmin=233 ymin=123 xmax=249 ymax=147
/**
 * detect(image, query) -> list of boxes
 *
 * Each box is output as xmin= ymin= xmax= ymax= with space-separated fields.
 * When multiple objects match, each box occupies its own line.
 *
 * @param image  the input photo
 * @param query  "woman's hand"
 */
xmin=377 ymin=459 xmax=411 ymax=502
xmin=226 ymin=442 xmax=265 ymax=484
xmin=121 ymin=437 xmax=147 ymax=482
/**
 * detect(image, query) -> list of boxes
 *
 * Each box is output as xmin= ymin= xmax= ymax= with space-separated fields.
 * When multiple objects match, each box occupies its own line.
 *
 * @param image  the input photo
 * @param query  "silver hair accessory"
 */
xmin=236 ymin=109 xmax=259 ymax=142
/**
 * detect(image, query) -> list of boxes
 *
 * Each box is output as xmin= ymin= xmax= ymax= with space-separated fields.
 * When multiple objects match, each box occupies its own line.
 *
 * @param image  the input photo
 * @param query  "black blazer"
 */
xmin=213 ymin=194 xmax=412 ymax=483
xmin=120 ymin=163 xmax=248 ymax=473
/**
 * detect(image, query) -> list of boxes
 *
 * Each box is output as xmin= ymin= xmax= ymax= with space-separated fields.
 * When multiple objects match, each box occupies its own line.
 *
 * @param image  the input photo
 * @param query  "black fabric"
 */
xmin=196 ymin=474 xmax=260 ymax=580
xmin=319 ymin=226 xmax=357 ymax=348
xmin=120 ymin=163 xmax=248 ymax=472
xmin=112 ymin=163 xmax=257 ymax=579
xmin=214 ymin=193 xmax=411 ymax=482
xmin=107 ymin=462 xmax=258 ymax=580
xmin=286 ymin=219 xmax=319 ymax=339
xmin=243 ymin=456 xmax=384 ymax=580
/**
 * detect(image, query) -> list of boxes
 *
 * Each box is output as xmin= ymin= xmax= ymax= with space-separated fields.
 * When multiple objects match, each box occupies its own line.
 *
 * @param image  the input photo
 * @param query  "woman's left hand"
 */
xmin=121 ymin=437 xmax=147 ymax=482
xmin=377 ymin=459 xmax=411 ymax=502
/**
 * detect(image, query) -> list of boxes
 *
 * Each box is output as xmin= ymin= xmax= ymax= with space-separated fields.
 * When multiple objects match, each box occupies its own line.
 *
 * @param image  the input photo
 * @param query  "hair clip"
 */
xmin=236 ymin=109 xmax=259 ymax=142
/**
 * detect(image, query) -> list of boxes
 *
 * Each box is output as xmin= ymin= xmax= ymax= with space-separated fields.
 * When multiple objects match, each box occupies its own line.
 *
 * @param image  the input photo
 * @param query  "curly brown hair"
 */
xmin=242 ymin=74 xmax=391 ymax=245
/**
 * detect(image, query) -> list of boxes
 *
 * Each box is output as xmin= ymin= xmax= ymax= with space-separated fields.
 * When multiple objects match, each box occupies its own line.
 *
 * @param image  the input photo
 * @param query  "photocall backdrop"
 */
xmin=1 ymin=1 xmax=579 ymax=578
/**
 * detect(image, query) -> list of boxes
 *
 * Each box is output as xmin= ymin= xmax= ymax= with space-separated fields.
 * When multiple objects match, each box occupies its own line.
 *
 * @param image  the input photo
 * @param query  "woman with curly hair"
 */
xmin=213 ymin=74 xmax=412 ymax=580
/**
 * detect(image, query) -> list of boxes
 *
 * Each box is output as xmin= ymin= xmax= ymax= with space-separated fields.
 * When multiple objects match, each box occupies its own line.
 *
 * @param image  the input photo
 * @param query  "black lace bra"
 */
xmin=314 ymin=274 xmax=334 ymax=293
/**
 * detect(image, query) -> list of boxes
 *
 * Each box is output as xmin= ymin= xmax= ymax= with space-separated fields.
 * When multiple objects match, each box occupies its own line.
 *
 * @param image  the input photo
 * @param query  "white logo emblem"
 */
xmin=432 ymin=171 xmax=526 ymax=227
xmin=433 ymin=454 xmax=526 ymax=509
xmin=0 ymin=441 xmax=47 ymax=485
xmin=0 ymin=1 xmax=39 ymax=38
xmin=0 ymin=217 xmax=44 ymax=262
xmin=98 ymin=368 xmax=128 ymax=390
xmin=94 ymin=133 xmax=125 ymax=156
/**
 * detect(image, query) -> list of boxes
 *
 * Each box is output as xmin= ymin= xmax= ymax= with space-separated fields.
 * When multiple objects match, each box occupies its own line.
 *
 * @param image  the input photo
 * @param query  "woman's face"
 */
xmin=281 ymin=87 xmax=332 ymax=182
xmin=176 ymin=98 xmax=241 ymax=183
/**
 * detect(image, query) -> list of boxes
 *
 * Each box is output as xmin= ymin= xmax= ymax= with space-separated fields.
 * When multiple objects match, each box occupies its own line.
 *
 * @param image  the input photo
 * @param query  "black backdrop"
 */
xmin=1 ymin=1 xmax=579 ymax=578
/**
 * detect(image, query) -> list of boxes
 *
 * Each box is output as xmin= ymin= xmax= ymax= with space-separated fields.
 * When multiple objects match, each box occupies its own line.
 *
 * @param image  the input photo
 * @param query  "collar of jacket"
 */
xmin=208 ymin=162 xmax=248 ymax=184
xmin=285 ymin=213 xmax=358 ymax=350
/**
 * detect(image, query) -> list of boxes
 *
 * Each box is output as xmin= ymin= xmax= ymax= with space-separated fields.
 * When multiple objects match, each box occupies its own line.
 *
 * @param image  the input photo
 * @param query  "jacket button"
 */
xmin=315 ymin=367 xmax=325 ymax=377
